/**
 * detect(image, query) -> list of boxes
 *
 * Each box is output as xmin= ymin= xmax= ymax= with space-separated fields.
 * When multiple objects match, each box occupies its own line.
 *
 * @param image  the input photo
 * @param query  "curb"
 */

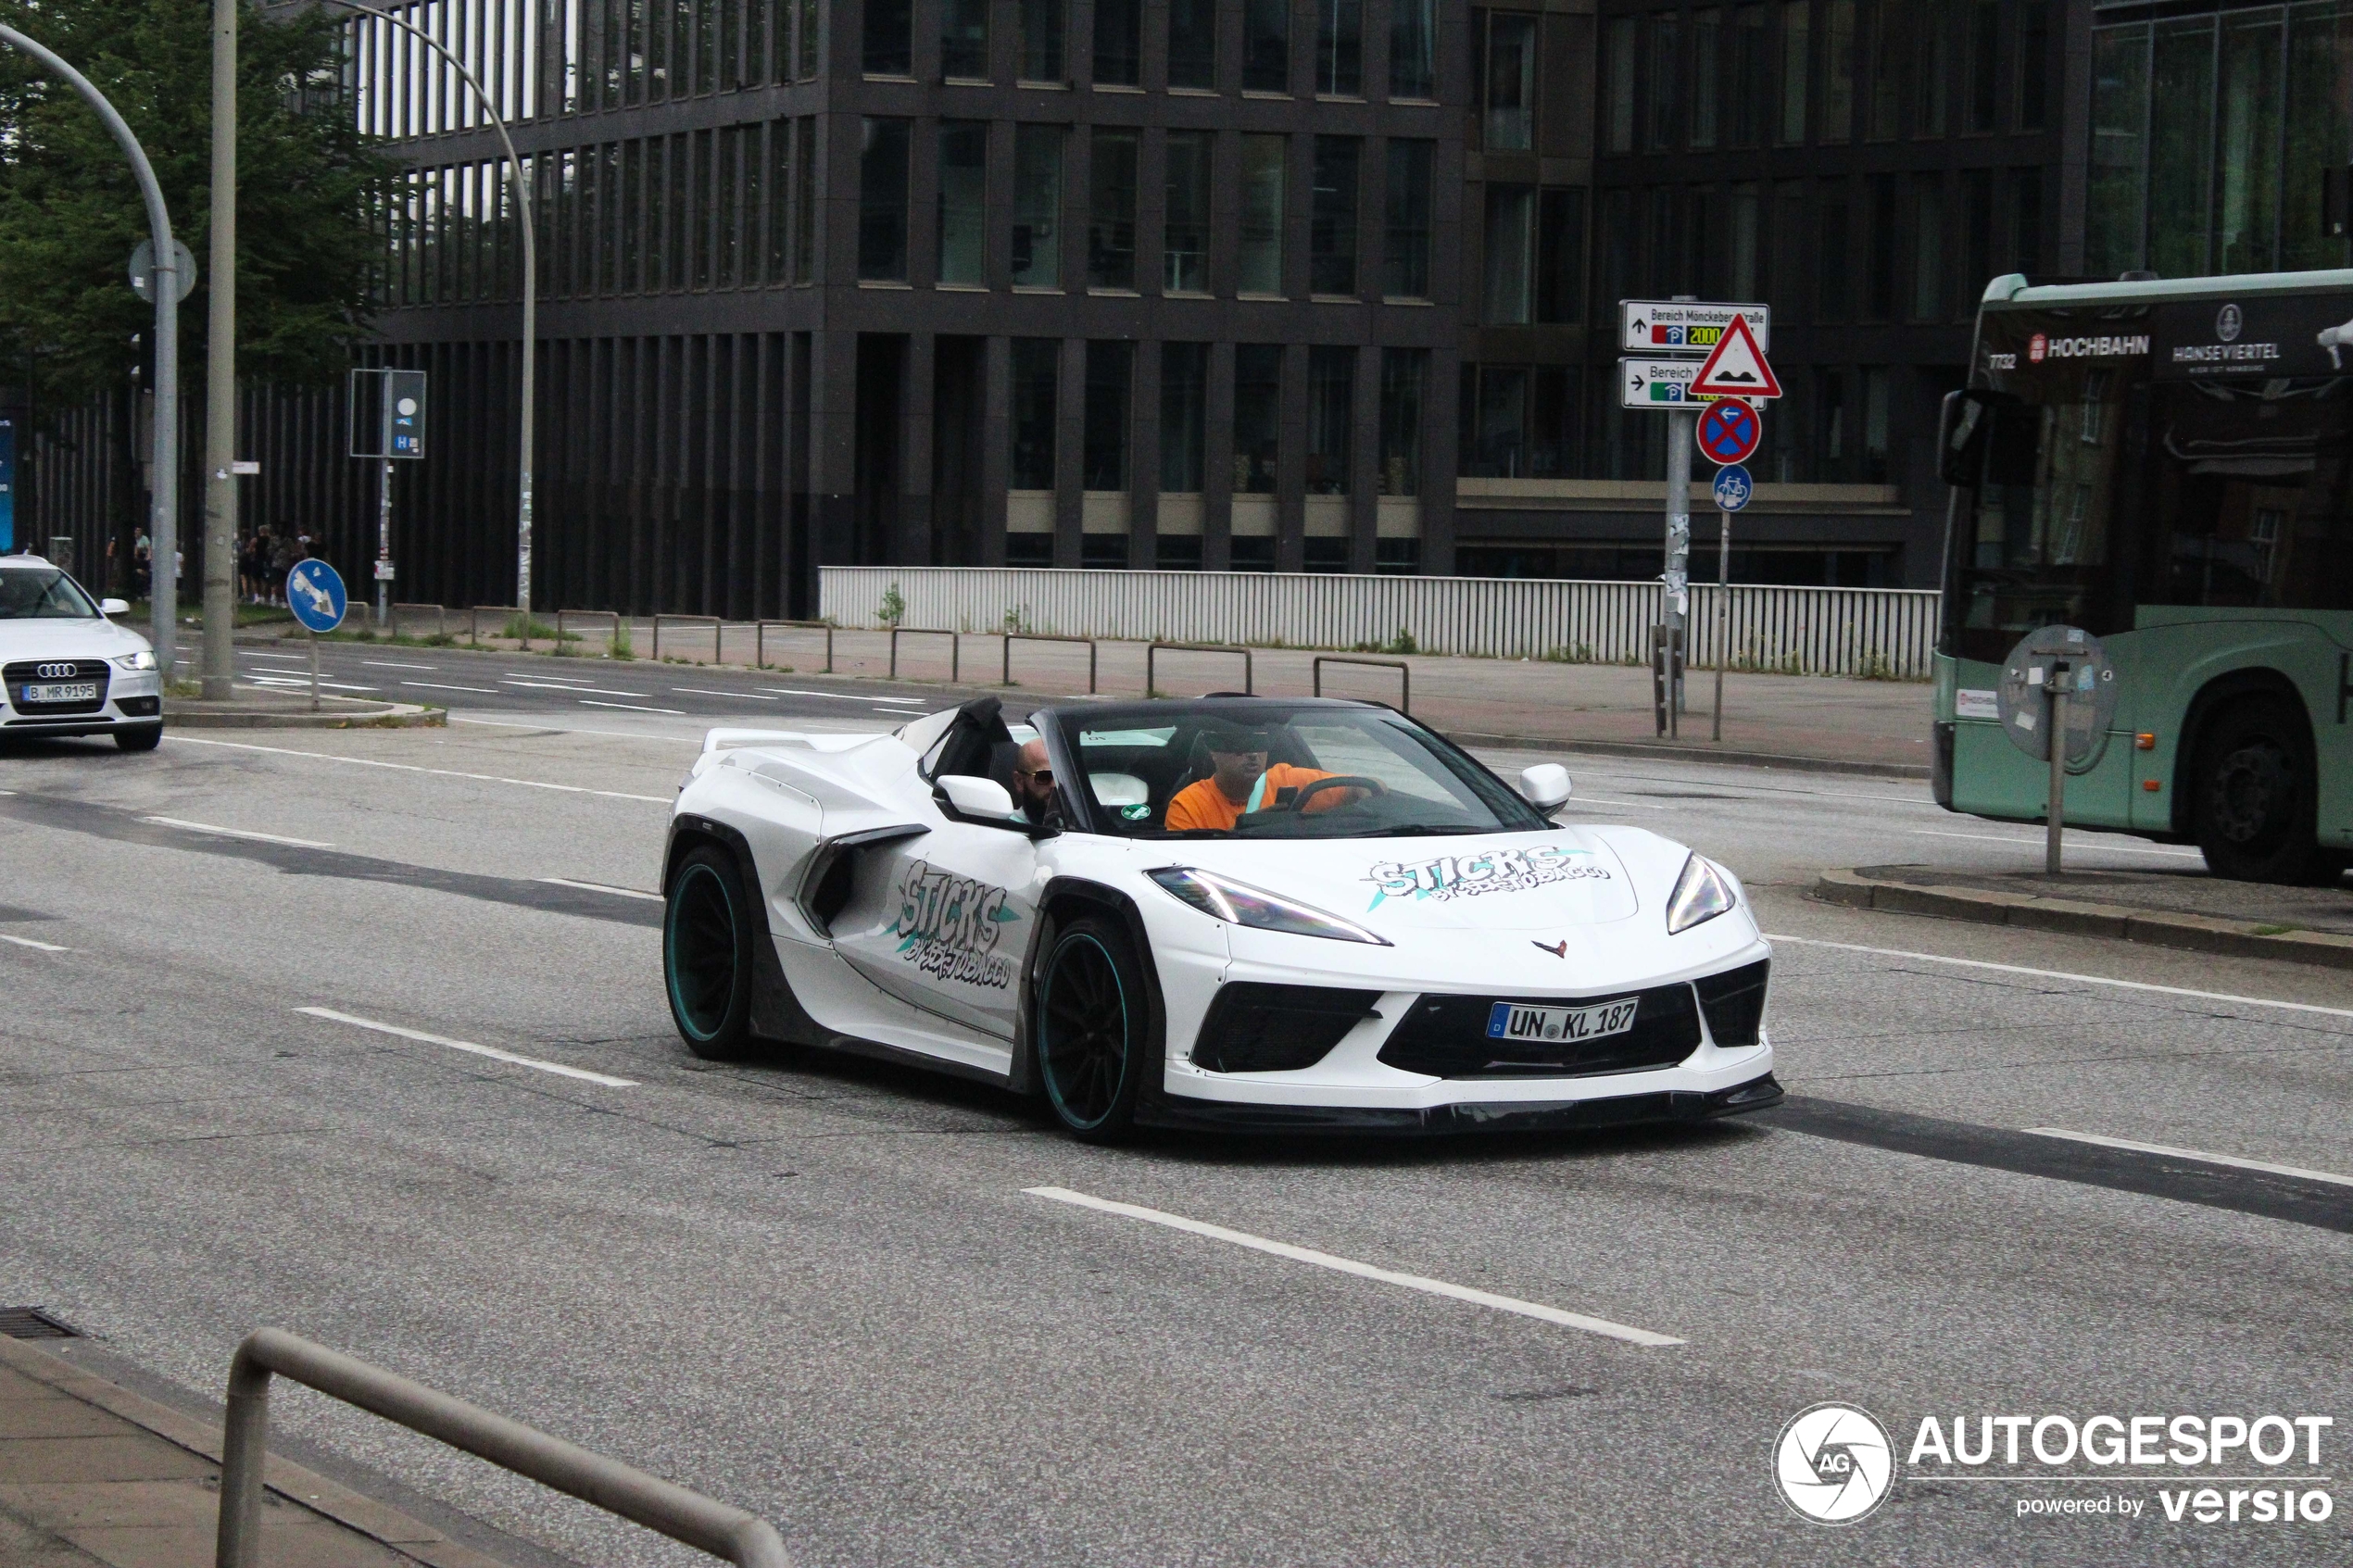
xmin=1448 ymin=732 xmax=1930 ymax=780
xmin=167 ymin=698 xmax=447 ymax=730
xmin=0 ymin=1335 xmax=514 ymax=1568
xmin=1812 ymin=867 xmax=2353 ymax=971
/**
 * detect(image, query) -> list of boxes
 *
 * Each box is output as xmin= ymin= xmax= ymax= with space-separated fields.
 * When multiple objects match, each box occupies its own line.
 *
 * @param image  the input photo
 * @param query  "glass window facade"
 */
xmin=1164 ymin=131 xmax=1212 ymax=294
xmin=1318 ymin=0 xmax=1363 ymax=96
xmin=1021 ymin=0 xmax=1065 ymax=82
xmin=865 ymin=0 xmax=912 ymax=74
xmin=1095 ymin=0 xmax=1141 ymax=87
xmin=1311 ymin=136 xmax=1360 ymax=295
xmin=858 ymin=118 xmax=911 ymax=281
xmin=937 ymin=121 xmax=988 ymax=286
xmin=1235 ymin=345 xmax=1282 ymax=492
xmin=943 ymin=0 xmax=988 ymax=79
xmin=1161 ymin=343 xmax=1208 ymax=491
xmin=1380 ymin=347 xmax=1426 ymax=496
xmin=1484 ymin=184 xmax=1534 ymax=324
xmin=1384 ymin=139 xmax=1433 ymax=298
xmin=1245 ymin=0 xmax=1290 ymax=92
xmin=1390 ymin=0 xmax=1435 ymax=99
xmin=1170 ymin=0 xmax=1216 ymax=90
xmin=1488 ymin=13 xmax=1537 ymax=151
xmin=1012 ymin=125 xmax=1063 ymax=287
xmin=1239 ymin=134 xmax=1287 ymax=294
xmin=1088 ymin=129 xmax=1139 ymax=289
xmin=1085 ymin=341 xmax=1133 ymax=490
xmin=1306 ymin=346 xmax=1353 ymax=494
xmin=1011 ymin=338 xmax=1059 ymax=489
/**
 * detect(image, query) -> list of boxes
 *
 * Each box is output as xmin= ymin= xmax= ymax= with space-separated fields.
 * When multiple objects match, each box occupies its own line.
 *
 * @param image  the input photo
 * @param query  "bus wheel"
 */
xmin=2192 ymin=700 xmax=2332 ymax=884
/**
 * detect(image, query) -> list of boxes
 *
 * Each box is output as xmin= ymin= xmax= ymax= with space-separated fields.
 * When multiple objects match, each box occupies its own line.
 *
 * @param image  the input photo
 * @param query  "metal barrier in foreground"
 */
xmin=1002 ymin=631 xmax=1097 ymax=694
xmin=554 ymin=608 xmax=623 ymax=650
xmin=390 ymin=604 xmax=447 ymax=640
xmin=1147 ymin=641 xmax=1252 ymax=696
xmin=1311 ymin=655 xmax=1409 ymax=714
xmin=755 ymin=620 xmax=835 ymax=673
xmin=213 ymin=1328 xmax=790 ymax=1568
xmin=888 ymin=626 xmax=958 ymax=682
xmin=467 ymin=605 xmax=527 ymax=649
xmin=653 ymin=614 xmax=724 ymax=663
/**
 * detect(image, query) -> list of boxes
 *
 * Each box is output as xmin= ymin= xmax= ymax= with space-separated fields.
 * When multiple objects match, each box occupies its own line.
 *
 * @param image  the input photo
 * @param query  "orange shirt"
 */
xmin=1164 ymin=764 xmax=1338 ymax=832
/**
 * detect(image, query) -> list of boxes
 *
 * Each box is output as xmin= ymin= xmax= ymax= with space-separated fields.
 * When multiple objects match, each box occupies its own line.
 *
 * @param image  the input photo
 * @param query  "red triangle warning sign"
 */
xmin=1690 ymin=314 xmax=1782 ymax=399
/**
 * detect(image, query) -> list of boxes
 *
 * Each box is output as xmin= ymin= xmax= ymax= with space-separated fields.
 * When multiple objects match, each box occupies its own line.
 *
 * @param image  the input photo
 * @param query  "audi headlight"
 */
xmin=1147 ymin=867 xmax=1390 ymax=946
xmin=1666 ymin=854 xmax=1738 ymax=934
xmin=113 ymin=649 xmax=157 ymax=671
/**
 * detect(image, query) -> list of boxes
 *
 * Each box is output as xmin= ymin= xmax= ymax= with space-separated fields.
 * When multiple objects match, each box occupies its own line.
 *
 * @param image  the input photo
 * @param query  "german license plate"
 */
xmin=20 ymin=682 xmax=97 ymax=704
xmin=1486 ymin=997 xmax=1640 ymax=1044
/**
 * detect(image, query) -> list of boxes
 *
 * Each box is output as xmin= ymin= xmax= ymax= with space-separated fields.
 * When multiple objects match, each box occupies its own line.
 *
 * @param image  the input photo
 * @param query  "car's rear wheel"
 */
xmin=2192 ymin=699 xmax=2337 ymax=884
xmin=664 ymin=845 xmax=756 ymax=1058
xmin=115 ymin=723 xmax=162 ymax=753
xmin=1035 ymin=915 xmax=1146 ymax=1141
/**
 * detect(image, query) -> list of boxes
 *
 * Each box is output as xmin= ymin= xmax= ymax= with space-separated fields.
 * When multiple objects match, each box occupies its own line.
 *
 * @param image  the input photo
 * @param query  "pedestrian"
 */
xmin=238 ymin=530 xmax=259 ymax=603
xmin=269 ymin=529 xmax=296 ymax=606
xmin=132 ymin=530 xmax=151 ymax=600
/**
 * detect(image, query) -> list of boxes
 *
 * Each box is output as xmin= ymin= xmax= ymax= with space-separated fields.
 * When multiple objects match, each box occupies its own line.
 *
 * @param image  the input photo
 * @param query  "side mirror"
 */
xmin=935 ymin=773 xmax=1030 ymax=830
xmin=99 ymin=597 xmax=131 ymax=616
xmin=1519 ymin=763 xmax=1573 ymax=812
xmin=1939 ymin=388 xmax=2039 ymax=488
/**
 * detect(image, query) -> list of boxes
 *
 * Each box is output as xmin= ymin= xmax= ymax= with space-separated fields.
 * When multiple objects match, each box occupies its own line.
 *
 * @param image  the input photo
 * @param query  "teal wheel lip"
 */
xmin=666 ymin=860 xmax=738 ymax=1042
xmin=1038 ymin=932 xmax=1130 ymax=1130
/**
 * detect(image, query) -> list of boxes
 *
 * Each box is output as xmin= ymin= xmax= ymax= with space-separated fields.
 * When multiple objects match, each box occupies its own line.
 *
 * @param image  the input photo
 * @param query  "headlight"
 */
xmin=113 ymin=649 xmax=157 ymax=671
xmin=1666 ymin=854 xmax=1738 ymax=934
xmin=1147 ymin=867 xmax=1390 ymax=946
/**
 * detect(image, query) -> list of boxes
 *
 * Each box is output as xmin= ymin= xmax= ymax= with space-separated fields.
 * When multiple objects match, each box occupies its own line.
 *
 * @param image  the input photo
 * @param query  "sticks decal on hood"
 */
xmin=892 ymin=859 xmax=1021 ymax=988
xmin=1365 ymin=844 xmax=1610 ymax=909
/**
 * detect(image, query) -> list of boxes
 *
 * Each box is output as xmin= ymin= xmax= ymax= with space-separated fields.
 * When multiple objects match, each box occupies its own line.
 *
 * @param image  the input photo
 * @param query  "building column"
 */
xmin=1350 ymin=343 xmax=1380 ymax=573
xmin=1131 ymin=338 xmax=1161 ymax=570
xmin=1055 ymin=335 xmax=1084 ymax=567
xmin=809 ymin=327 xmax=861 ymax=571
xmin=1276 ymin=341 xmax=1306 ymax=572
xmin=902 ymin=332 xmax=935 ymax=565
xmin=1204 ymin=339 xmax=1235 ymax=571
xmin=981 ymin=333 xmax=1011 ymax=566
xmin=1421 ymin=344 xmax=1461 ymax=575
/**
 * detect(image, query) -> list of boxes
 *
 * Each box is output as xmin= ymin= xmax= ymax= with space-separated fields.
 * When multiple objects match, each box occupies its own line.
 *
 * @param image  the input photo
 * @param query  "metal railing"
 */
xmin=466 ymin=605 xmax=528 ymax=648
xmin=653 ymin=614 xmax=724 ymax=663
xmin=214 ymin=1329 xmax=789 ymax=1568
xmin=555 ymin=608 xmax=623 ymax=651
xmin=1002 ymin=631 xmax=1097 ymax=694
xmin=1312 ymin=654 xmax=1409 ymax=713
xmin=1147 ymin=641 xmax=1252 ymax=696
xmin=390 ymin=603 xmax=447 ymax=640
xmin=820 ymin=568 xmax=1940 ymax=680
xmin=888 ymin=626 xmax=958 ymax=682
xmin=755 ymin=620 xmax=835 ymax=673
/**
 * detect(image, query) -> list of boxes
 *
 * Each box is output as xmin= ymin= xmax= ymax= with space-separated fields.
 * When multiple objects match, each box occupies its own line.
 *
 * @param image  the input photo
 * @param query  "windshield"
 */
xmin=0 ymin=568 xmax=99 ymax=620
xmin=1045 ymin=699 xmax=1552 ymax=838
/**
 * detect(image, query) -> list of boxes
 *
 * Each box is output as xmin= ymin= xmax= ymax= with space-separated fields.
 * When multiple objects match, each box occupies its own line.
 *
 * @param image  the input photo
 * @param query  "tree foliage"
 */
xmin=0 ymin=0 xmax=388 ymax=408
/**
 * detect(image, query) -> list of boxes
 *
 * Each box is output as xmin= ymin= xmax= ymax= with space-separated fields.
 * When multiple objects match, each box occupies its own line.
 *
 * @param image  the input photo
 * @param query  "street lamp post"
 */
xmin=325 ymin=1 xmax=535 ymax=617
xmin=0 ymin=25 xmax=182 ymax=678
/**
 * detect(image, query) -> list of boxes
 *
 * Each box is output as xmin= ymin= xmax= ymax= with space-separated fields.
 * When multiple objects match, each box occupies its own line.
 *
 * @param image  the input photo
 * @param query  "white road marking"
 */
xmin=0 ymin=932 xmax=69 ymax=952
xmin=296 ymin=1007 xmax=637 ymax=1086
xmin=1913 ymin=828 xmax=2200 ymax=859
xmin=580 ymin=699 xmax=686 ymax=715
xmin=539 ymin=876 xmax=662 ymax=901
xmin=673 ymin=687 xmax=774 ymax=699
xmin=142 ymin=816 xmax=333 ymax=848
xmin=1024 ymin=1185 xmax=1683 ymax=1348
xmin=762 ymin=687 xmax=925 ymax=705
xmin=243 ymin=652 xmax=307 ymax=662
xmin=2021 ymin=1128 xmax=2353 ymax=1188
xmin=502 ymin=679 xmax=649 ymax=696
xmin=1563 ymin=795 xmax=1668 ymax=810
xmin=1767 ymin=934 xmax=2353 ymax=1021
xmin=361 ymin=660 xmax=436 ymax=671
xmin=248 ymin=675 xmax=379 ymax=693
xmin=165 ymin=735 xmax=671 ymax=803
xmin=402 ymin=680 xmax=498 ymax=695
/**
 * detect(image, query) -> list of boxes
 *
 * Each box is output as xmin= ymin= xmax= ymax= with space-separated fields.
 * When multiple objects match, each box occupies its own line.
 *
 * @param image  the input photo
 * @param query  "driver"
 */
xmin=1164 ymin=719 xmax=1353 ymax=833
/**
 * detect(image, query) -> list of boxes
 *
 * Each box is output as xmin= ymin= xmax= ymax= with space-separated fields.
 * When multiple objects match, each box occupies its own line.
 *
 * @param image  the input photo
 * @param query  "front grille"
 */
xmin=5 ymin=659 xmax=110 ymax=715
xmin=1695 ymin=960 xmax=1769 ymax=1047
xmin=1193 ymin=983 xmax=1382 ymax=1073
xmin=0 ymin=1306 xmax=79 ymax=1339
xmin=1378 ymin=983 xmax=1702 ymax=1079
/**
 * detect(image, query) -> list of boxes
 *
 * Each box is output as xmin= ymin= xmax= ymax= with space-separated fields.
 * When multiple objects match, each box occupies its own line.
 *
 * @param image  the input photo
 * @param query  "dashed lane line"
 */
xmin=1024 ymin=1185 xmax=1683 ymax=1348
xmin=0 ymin=933 xmax=69 ymax=953
xmin=673 ymin=687 xmax=775 ymax=700
xmin=296 ymin=1007 xmax=637 ymax=1087
xmin=580 ymin=699 xmax=686 ymax=715
xmin=165 ymin=734 xmax=671 ymax=803
xmin=402 ymin=680 xmax=499 ymax=695
xmin=141 ymin=816 xmax=333 ymax=848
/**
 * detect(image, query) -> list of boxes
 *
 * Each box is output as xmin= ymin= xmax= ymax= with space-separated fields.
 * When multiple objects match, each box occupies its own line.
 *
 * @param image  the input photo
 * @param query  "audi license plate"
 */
xmin=1486 ymin=997 xmax=1640 ymax=1044
xmin=20 ymin=682 xmax=98 ymax=705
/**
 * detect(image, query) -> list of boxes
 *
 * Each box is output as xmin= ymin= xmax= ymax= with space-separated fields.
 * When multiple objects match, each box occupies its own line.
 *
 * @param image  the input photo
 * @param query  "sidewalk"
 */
xmin=1816 ymin=864 xmax=2353 ymax=971
xmin=0 ymin=1328 xmax=516 ymax=1568
xmin=258 ymin=619 xmax=1934 ymax=776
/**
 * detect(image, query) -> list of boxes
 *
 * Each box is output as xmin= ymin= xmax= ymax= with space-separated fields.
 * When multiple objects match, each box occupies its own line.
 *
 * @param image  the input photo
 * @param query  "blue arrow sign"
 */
xmin=1712 ymin=464 xmax=1754 ymax=513
xmin=286 ymin=558 xmax=348 ymax=633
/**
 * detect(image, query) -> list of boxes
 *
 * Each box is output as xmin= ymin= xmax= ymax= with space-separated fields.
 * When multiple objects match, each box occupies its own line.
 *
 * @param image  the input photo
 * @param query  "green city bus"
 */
xmin=1936 ymin=269 xmax=2353 ymax=884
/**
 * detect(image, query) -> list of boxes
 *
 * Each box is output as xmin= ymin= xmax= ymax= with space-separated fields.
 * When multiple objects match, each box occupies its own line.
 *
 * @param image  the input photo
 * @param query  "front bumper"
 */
xmin=2 ymin=674 xmax=160 ymax=737
xmin=1140 ymin=1071 xmax=1785 ymax=1134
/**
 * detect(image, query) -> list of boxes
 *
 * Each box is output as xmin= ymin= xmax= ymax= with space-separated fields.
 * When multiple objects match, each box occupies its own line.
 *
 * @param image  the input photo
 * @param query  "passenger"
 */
xmin=1012 ymin=736 xmax=1063 ymax=831
xmin=1164 ymin=720 xmax=1352 ymax=832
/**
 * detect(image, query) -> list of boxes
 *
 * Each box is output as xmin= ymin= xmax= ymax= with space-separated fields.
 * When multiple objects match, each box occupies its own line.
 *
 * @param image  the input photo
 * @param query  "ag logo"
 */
xmin=1774 ymin=1402 xmax=1894 ymax=1524
xmin=2028 ymin=332 xmax=2047 ymax=364
xmin=2217 ymin=303 xmax=2243 ymax=343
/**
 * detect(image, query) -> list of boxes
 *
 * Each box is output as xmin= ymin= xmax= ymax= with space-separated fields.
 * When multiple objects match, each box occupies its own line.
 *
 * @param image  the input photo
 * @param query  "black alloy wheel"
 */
xmin=2192 ymin=699 xmax=2338 ymax=884
xmin=664 ymin=845 xmax=757 ymax=1058
xmin=1035 ymin=915 xmax=1148 ymax=1140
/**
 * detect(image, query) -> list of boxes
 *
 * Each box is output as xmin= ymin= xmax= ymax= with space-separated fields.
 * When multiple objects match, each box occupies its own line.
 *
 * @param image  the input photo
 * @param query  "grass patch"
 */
xmin=2250 ymin=922 xmax=2300 ymax=936
xmin=610 ymin=625 xmax=635 ymax=660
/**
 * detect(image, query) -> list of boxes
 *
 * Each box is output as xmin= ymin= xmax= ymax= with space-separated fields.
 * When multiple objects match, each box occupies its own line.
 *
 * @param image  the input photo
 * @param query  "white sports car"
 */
xmin=662 ymin=696 xmax=1779 ymax=1140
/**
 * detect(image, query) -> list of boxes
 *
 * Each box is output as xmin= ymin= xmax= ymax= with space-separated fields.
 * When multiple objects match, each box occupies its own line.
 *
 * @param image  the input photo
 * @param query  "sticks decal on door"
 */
xmin=893 ymin=859 xmax=1022 ymax=988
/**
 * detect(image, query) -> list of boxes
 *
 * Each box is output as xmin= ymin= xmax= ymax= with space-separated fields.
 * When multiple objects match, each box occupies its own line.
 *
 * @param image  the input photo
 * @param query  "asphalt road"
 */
xmin=2 ymin=684 xmax=2347 ymax=1568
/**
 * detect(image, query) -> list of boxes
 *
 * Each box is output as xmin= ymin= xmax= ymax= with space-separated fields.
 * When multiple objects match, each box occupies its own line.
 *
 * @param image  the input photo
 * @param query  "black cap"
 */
xmin=1197 ymin=717 xmax=1273 ymax=752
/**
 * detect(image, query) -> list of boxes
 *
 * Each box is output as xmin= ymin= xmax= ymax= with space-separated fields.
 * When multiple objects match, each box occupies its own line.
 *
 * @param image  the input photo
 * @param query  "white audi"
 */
xmin=0 ymin=556 xmax=161 ymax=750
xmin=663 ymin=696 xmax=1778 ymax=1139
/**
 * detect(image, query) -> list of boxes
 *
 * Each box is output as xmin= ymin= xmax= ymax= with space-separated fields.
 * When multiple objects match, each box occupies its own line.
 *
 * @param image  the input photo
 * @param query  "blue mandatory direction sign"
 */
xmin=1712 ymin=464 xmax=1755 ymax=512
xmin=286 ymin=558 xmax=348 ymax=633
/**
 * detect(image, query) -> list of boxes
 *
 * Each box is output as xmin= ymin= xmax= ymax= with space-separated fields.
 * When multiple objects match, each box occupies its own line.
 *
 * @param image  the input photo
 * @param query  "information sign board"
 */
xmin=1619 ymin=300 xmax=1770 ymax=355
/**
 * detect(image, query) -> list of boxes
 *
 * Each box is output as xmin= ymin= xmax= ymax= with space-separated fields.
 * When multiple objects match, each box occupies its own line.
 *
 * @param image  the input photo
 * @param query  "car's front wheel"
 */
xmin=664 ymin=845 xmax=756 ymax=1059
xmin=1034 ymin=915 xmax=1147 ymax=1141
xmin=115 ymin=723 xmax=162 ymax=753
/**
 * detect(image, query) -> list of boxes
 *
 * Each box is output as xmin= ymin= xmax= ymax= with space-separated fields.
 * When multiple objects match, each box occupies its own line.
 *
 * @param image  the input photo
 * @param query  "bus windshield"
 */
xmin=1945 ymin=290 xmax=2353 ymax=664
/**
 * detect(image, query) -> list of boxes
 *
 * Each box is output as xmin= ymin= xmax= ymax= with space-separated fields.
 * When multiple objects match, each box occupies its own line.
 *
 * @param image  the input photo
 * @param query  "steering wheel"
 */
xmin=1284 ymin=775 xmax=1389 ymax=813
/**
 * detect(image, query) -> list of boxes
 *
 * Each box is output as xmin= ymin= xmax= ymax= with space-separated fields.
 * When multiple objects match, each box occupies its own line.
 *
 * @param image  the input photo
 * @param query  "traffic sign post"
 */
xmin=1708 ymin=460 xmax=1753 ymax=743
xmin=285 ymin=557 xmax=348 ymax=712
xmin=347 ymin=367 xmax=426 ymax=631
xmin=1996 ymin=626 xmax=2117 ymax=875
